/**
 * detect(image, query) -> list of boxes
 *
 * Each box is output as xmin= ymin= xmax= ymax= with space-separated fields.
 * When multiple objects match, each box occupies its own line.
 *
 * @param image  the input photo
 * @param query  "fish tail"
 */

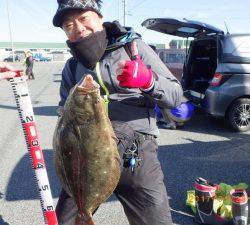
xmin=74 ymin=215 xmax=94 ymax=225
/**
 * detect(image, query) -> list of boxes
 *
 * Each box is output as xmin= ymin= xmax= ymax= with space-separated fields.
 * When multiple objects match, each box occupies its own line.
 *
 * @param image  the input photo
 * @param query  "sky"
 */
xmin=1 ymin=0 xmax=250 ymax=44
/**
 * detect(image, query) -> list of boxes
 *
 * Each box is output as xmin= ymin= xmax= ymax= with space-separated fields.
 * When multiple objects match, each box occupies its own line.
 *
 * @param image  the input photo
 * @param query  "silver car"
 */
xmin=142 ymin=18 xmax=250 ymax=132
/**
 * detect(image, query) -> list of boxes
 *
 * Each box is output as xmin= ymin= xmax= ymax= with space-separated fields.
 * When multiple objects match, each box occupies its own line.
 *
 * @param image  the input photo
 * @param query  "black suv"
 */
xmin=142 ymin=18 xmax=250 ymax=132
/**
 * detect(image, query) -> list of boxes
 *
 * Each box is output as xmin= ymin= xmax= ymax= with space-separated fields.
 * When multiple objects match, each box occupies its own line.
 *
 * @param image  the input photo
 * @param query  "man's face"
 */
xmin=62 ymin=10 xmax=103 ymax=42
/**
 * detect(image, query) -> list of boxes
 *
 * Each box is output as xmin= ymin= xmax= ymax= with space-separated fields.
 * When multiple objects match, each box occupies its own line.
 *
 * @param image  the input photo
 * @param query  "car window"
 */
xmin=221 ymin=35 xmax=250 ymax=64
xmin=157 ymin=49 xmax=186 ymax=64
xmin=178 ymin=27 xmax=199 ymax=34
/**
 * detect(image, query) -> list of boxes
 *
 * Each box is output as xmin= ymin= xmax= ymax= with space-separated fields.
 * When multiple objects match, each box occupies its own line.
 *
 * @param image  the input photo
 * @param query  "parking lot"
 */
xmin=0 ymin=62 xmax=249 ymax=225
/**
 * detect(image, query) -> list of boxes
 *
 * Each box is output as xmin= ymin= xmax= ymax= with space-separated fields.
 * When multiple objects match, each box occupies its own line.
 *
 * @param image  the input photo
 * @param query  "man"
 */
xmin=0 ymin=62 xmax=17 ymax=80
xmin=53 ymin=0 xmax=183 ymax=224
xmin=24 ymin=51 xmax=35 ymax=79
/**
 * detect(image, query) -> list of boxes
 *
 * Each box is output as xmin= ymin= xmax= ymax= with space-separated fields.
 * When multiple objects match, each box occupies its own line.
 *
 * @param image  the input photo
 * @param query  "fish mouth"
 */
xmin=76 ymin=75 xmax=100 ymax=94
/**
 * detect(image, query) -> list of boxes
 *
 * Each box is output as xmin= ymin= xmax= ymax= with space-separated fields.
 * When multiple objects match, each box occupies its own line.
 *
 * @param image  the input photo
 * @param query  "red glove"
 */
xmin=0 ymin=63 xmax=22 ymax=80
xmin=117 ymin=41 xmax=154 ymax=90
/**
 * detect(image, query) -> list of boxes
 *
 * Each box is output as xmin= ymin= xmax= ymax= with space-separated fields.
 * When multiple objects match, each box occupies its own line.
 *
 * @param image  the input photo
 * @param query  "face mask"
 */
xmin=67 ymin=30 xmax=108 ymax=69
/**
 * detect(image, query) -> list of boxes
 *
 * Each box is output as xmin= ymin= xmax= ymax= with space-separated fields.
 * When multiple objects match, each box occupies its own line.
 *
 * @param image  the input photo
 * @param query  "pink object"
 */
xmin=117 ymin=55 xmax=153 ymax=89
xmin=0 ymin=68 xmax=23 ymax=77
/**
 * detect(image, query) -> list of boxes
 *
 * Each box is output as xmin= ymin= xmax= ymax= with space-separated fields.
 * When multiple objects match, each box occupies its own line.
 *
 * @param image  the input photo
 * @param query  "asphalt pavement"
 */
xmin=0 ymin=62 xmax=249 ymax=225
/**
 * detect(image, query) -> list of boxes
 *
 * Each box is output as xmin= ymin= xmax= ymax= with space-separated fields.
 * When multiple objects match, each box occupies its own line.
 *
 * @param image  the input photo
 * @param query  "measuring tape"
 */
xmin=3 ymin=69 xmax=58 ymax=225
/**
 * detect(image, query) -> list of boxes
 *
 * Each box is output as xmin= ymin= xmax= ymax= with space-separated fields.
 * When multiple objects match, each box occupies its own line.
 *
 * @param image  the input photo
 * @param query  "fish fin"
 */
xmin=75 ymin=125 xmax=82 ymax=141
xmin=86 ymin=218 xmax=95 ymax=225
xmin=75 ymin=215 xmax=94 ymax=225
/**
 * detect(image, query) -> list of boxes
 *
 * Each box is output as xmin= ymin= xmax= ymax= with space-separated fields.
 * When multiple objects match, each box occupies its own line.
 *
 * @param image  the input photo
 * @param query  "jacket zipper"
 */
xmin=105 ymin=63 xmax=118 ymax=92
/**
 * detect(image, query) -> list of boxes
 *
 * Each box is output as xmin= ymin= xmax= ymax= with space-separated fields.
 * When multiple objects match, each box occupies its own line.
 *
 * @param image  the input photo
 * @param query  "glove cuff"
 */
xmin=141 ymin=69 xmax=154 ymax=90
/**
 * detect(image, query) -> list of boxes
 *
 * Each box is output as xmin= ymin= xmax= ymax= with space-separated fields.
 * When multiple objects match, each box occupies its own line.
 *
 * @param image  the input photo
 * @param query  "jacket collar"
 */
xmin=103 ymin=21 xmax=141 ymax=52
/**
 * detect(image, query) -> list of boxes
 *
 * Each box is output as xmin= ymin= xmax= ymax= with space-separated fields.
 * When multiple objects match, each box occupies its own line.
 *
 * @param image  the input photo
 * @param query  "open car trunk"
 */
xmin=182 ymin=39 xmax=218 ymax=95
xmin=142 ymin=18 xmax=223 ymax=104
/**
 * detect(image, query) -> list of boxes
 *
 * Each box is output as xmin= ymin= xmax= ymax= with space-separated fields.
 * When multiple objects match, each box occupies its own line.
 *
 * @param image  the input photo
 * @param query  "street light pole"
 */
xmin=123 ymin=0 xmax=127 ymax=26
xmin=6 ymin=0 xmax=15 ymax=62
xmin=118 ymin=0 xmax=120 ymax=23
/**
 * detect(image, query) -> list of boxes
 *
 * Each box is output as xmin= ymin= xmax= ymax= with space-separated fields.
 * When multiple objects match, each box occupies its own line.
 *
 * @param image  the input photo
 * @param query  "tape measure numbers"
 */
xmin=9 ymin=75 xmax=58 ymax=225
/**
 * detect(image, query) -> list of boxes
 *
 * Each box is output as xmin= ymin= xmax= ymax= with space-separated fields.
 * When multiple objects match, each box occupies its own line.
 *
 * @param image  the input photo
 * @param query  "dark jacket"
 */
xmin=58 ymin=22 xmax=183 ymax=136
xmin=26 ymin=56 xmax=34 ymax=67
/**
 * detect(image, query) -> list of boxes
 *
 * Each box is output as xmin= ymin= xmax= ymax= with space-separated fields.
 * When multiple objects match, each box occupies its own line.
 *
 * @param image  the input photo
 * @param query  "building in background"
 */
xmin=0 ymin=42 xmax=71 ymax=62
xmin=152 ymin=39 xmax=191 ymax=81
xmin=0 ymin=39 xmax=189 ymax=81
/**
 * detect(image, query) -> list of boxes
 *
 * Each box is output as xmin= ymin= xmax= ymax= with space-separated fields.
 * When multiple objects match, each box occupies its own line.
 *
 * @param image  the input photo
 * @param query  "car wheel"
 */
xmin=227 ymin=98 xmax=250 ymax=132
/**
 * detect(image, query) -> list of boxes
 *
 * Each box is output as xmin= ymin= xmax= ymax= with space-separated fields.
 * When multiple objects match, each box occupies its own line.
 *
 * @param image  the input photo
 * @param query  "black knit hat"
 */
xmin=53 ymin=0 xmax=102 ymax=27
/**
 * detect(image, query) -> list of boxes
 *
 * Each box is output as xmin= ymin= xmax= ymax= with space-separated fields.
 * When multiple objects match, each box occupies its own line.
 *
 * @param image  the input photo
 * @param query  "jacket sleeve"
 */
xmin=59 ymin=59 xmax=75 ymax=107
xmin=136 ymin=39 xmax=183 ymax=109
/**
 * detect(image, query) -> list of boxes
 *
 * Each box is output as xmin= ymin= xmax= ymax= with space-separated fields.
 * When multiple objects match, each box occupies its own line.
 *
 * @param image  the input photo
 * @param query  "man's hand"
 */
xmin=0 ymin=62 xmax=17 ymax=80
xmin=116 ymin=41 xmax=154 ymax=90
